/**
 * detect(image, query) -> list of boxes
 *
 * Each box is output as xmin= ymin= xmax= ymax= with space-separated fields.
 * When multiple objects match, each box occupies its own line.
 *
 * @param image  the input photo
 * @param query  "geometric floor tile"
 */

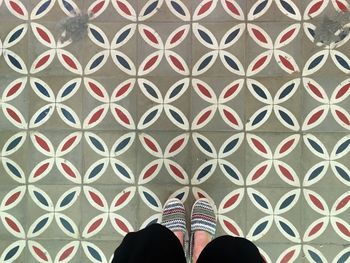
xmin=1 ymin=0 xmax=350 ymax=262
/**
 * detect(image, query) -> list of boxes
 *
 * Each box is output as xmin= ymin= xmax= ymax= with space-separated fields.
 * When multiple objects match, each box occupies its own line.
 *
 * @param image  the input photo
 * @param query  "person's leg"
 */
xmin=112 ymin=223 xmax=186 ymax=263
xmin=190 ymin=199 xmax=217 ymax=263
xmin=161 ymin=198 xmax=187 ymax=247
xmin=192 ymin=230 xmax=212 ymax=263
xmin=197 ymin=235 xmax=265 ymax=263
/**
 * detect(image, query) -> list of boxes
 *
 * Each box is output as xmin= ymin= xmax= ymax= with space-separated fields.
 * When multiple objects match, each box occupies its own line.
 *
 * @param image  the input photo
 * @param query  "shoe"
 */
xmin=161 ymin=198 xmax=187 ymax=248
xmin=190 ymin=198 xmax=216 ymax=262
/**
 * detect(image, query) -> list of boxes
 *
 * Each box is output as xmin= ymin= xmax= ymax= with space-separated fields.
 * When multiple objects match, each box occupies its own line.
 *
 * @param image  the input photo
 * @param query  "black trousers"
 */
xmin=113 ymin=224 xmax=265 ymax=263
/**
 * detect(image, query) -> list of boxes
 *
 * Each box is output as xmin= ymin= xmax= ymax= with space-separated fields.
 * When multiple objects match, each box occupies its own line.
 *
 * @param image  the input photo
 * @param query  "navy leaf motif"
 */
xmin=143 ymin=108 xmax=159 ymax=125
xmin=6 ymin=137 xmax=23 ymax=152
xmin=223 ymin=139 xmax=239 ymax=153
xmin=61 ymin=108 xmax=76 ymax=124
xmin=87 ymin=246 xmax=102 ymax=262
xmin=336 ymin=139 xmax=350 ymax=155
xmin=281 ymin=0 xmax=296 ymax=15
xmin=62 ymin=83 xmax=77 ymax=97
xmin=90 ymin=55 xmax=105 ymax=70
xmin=34 ymin=191 xmax=49 ymax=207
xmin=252 ymin=84 xmax=267 ymax=99
xmin=116 ymin=55 xmax=131 ymax=70
xmin=6 ymin=162 xmax=21 ymax=178
xmin=115 ymin=163 xmax=131 ymax=179
xmin=198 ymin=29 xmax=213 ymax=44
xmin=35 ymin=82 xmax=50 ymax=98
xmin=308 ymin=250 xmax=322 ymax=263
xmin=144 ymin=83 xmax=159 ymax=99
xmin=198 ymin=164 xmax=213 ymax=180
xmin=4 ymin=246 xmax=20 ymax=261
xmin=335 ymin=165 xmax=350 ymax=182
xmin=279 ymin=194 xmax=296 ymax=210
xmin=197 ymin=138 xmax=213 ymax=153
xmin=335 ymin=55 xmax=350 ymax=70
xmin=253 ymin=1 xmax=268 ymax=15
xmin=117 ymin=28 xmax=131 ymax=44
xmin=143 ymin=191 xmax=158 ymax=207
xmin=308 ymin=55 xmax=324 ymax=70
xmin=171 ymin=1 xmax=185 ymax=16
xmin=89 ymin=137 xmax=105 ymax=152
xmin=225 ymin=29 xmax=240 ymax=44
xmin=279 ymin=83 xmax=295 ymax=100
xmin=9 ymin=28 xmax=24 ymax=44
xmin=279 ymin=110 xmax=294 ymax=126
xmin=224 ymin=55 xmax=239 ymax=70
xmin=63 ymin=0 xmax=74 ymax=12
xmin=8 ymin=54 xmax=22 ymax=70
xmin=36 ymin=1 xmax=51 ymax=16
xmin=252 ymin=110 xmax=268 ymax=126
xmin=60 ymin=217 xmax=74 ymax=234
xmin=144 ymin=1 xmax=158 ymax=16
xmin=252 ymin=193 xmax=268 ymax=209
xmin=222 ymin=164 xmax=239 ymax=180
xmin=309 ymin=165 xmax=325 ymax=181
xmin=307 ymin=138 xmax=324 ymax=155
xmin=169 ymin=109 xmax=184 ymax=124
xmin=253 ymin=220 xmax=268 ymax=236
xmin=169 ymin=83 xmax=184 ymax=99
xmin=60 ymin=192 xmax=76 ymax=207
xmin=198 ymin=55 xmax=213 ymax=71
xmin=33 ymin=217 xmax=49 ymax=234
xmin=279 ymin=220 xmax=296 ymax=237
xmin=115 ymin=137 xmax=131 ymax=152
xmin=90 ymin=28 xmax=105 ymax=43
xmin=88 ymin=163 xmax=105 ymax=179
xmin=35 ymin=108 xmax=51 ymax=123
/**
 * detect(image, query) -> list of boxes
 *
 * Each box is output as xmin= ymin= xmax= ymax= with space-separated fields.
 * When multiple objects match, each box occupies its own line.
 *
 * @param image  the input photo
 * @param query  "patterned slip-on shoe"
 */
xmin=190 ymin=198 xmax=216 ymax=262
xmin=161 ymin=198 xmax=187 ymax=248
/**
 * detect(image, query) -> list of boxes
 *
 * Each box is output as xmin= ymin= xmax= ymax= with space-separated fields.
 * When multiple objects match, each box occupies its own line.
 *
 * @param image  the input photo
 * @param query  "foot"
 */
xmin=192 ymin=231 xmax=211 ymax=263
xmin=190 ymin=198 xmax=216 ymax=263
xmin=174 ymin=230 xmax=184 ymax=246
xmin=161 ymin=198 xmax=186 ymax=247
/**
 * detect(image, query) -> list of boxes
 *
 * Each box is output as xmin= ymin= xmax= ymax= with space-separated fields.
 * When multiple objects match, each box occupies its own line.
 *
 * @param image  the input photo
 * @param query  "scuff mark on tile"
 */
xmin=313 ymin=11 xmax=350 ymax=46
xmin=58 ymin=12 xmax=92 ymax=44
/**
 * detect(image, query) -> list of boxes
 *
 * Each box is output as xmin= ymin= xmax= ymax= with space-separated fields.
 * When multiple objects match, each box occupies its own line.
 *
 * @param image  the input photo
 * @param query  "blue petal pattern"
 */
xmin=4 ymin=246 xmax=20 ymax=261
xmin=280 ymin=0 xmax=296 ymax=15
xmin=36 ymin=0 xmax=51 ymax=16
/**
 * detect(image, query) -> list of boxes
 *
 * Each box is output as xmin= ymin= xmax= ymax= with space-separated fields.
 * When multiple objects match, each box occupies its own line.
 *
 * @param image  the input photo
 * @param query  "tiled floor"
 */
xmin=1 ymin=0 xmax=350 ymax=262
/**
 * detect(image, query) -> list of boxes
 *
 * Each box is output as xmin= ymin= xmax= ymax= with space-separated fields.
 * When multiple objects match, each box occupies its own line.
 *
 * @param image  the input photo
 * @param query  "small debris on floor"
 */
xmin=58 ymin=12 xmax=91 ymax=43
xmin=313 ymin=11 xmax=350 ymax=46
